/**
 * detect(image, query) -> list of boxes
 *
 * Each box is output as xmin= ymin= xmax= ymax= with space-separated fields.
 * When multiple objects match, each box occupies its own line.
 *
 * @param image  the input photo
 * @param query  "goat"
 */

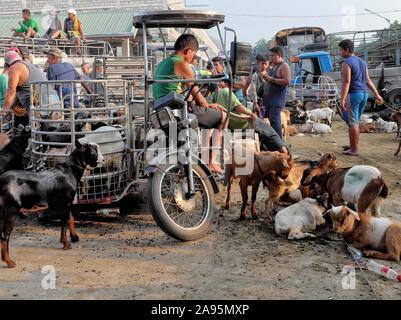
xmin=0 ymin=140 xmax=104 ymax=268
xmin=275 ymin=198 xmax=327 ymax=240
xmin=281 ymin=109 xmax=291 ymax=141
xmin=225 ymin=152 xmax=293 ymax=221
xmin=374 ymin=118 xmax=398 ymax=133
xmin=395 ymin=140 xmax=401 ymax=157
xmin=329 ymin=205 xmax=401 ymax=262
xmin=266 ymin=153 xmax=338 ymax=220
xmin=305 ymin=165 xmax=388 ymax=217
xmin=300 ymin=152 xmax=338 ymax=198
xmin=306 ymin=108 xmax=336 ymax=127
xmin=391 ymin=112 xmax=401 ymax=139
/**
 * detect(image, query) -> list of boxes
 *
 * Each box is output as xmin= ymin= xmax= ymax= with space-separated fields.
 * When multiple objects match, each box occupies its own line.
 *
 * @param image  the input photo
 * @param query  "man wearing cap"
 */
xmin=64 ymin=8 xmax=85 ymax=55
xmin=89 ymin=59 xmax=105 ymax=97
xmin=11 ymin=9 xmax=39 ymax=39
xmin=1 ymin=50 xmax=47 ymax=127
xmin=46 ymin=47 xmax=92 ymax=108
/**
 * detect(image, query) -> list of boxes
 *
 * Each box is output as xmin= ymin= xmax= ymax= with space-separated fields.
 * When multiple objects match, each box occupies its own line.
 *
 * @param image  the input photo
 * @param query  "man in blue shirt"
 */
xmin=339 ymin=39 xmax=383 ymax=156
xmin=45 ymin=47 xmax=91 ymax=108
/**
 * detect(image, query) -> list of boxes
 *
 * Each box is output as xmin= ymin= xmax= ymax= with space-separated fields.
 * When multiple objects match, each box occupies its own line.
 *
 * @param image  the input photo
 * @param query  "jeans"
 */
xmin=265 ymin=105 xmax=283 ymax=139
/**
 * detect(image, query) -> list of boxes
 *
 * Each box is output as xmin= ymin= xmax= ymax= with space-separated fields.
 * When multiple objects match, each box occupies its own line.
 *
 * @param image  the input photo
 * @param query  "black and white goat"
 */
xmin=0 ymin=140 xmax=104 ymax=268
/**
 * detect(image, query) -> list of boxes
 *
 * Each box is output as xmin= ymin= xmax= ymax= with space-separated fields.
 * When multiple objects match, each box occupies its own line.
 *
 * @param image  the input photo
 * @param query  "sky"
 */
xmin=184 ymin=0 xmax=401 ymax=45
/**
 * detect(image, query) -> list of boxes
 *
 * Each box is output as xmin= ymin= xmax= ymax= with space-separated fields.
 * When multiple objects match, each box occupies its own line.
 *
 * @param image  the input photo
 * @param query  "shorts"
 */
xmin=343 ymin=92 xmax=368 ymax=127
xmin=191 ymin=105 xmax=222 ymax=129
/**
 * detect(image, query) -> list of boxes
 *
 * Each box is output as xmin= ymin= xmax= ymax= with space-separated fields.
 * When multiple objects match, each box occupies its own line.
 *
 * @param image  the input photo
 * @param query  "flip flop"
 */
xmin=342 ymin=145 xmax=351 ymax=150
xmin=342 ymin=150 xmax=359 ymax=157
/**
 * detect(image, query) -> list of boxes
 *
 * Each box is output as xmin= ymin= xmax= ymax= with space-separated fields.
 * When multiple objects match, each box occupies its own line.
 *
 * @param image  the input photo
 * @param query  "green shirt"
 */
xmin=15 ymin=17 xmax=39 ymax=34
xmin=0 ymin=73 xmax=8 ymax=110
xmin=153 ymin=54 xmax=184 ymax=100
xmin=208 ymin=88 xmax=250 ymax=130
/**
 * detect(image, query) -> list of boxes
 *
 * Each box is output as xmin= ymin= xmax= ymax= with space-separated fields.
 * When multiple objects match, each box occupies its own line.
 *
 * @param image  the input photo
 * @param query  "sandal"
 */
xmin=342 ymin=145 xmax=351 ymax=151
xmin=342 ymin=150 xmax=359 ymax=156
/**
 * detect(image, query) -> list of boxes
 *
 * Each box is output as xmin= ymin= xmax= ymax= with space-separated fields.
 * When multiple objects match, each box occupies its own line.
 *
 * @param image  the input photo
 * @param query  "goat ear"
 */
xmin=75 ymin=139 xmax=84 ymax=151
xmin=349 ymin=209 xmax=360 ymax=221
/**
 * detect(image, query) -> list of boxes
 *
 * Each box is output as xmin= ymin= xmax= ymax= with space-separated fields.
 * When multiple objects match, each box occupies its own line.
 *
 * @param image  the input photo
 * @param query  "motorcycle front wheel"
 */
xmin=148 ymin=163 xmax=215 ymax=241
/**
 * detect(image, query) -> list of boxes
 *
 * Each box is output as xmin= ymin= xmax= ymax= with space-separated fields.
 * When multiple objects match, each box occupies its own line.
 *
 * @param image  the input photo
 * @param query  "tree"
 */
xmin=253 ymin=38 xmax=270 ymax=55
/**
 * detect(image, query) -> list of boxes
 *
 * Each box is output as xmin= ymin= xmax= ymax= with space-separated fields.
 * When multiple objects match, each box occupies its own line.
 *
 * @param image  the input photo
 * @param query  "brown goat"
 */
xmin=225 ymin=152 xmax=294 ymax=220
xmin=359 ymin=123 xmax=378 ymax=133
xmin=330 ymin=205 xmax=401 ymax=262
xmin=300 ymin=152 xmax=338 ymax=198
xmin=305 ymin=166 xmax=388 ymax=217
xmin=391 ymin=111 xmax=401 ymax=139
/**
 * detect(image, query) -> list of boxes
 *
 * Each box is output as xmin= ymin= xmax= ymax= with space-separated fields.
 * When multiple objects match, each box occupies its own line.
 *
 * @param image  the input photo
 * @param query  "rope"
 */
xmin=344 ymin=240 xmax=381 ymax=300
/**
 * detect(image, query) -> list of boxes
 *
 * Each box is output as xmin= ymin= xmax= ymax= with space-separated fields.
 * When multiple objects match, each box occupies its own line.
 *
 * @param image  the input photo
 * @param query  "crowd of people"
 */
xmin=154 ymin=34 xmax=291 ymax=174
xmin=10 ymin=8 xmax=85 ymax=55
xmin=0 ymin=46 xmax=104 ymax=125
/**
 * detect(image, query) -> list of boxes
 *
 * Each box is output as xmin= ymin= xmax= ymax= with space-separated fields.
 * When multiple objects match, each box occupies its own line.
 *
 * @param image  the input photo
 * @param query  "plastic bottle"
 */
xmin=367 ymin=260 xmax=401 ymax=282
xmin=348 ymin=246 xmax=363 ymax=261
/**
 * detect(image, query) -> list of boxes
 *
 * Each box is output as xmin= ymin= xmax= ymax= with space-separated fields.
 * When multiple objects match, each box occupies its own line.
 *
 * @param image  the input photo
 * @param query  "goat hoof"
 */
xmin=6 ymin=260 xmax=16 ymax=268
xmin=70 ymin=234 xmax=80 ymax=243
xmin=62 ymin=242 xmax=72 ymax=250
xmin=252 ymin=214 xmax=260 ymax=221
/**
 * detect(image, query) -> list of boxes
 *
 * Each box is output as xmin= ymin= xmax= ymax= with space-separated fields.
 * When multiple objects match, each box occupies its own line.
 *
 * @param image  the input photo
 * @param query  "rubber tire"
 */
xmin=148 ymin=164 xmax=215 ymax=242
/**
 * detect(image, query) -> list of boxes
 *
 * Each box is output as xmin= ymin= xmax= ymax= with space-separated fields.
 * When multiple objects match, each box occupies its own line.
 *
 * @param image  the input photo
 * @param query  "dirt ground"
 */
xmin=1 ymin=119 xmax=401 ymax=300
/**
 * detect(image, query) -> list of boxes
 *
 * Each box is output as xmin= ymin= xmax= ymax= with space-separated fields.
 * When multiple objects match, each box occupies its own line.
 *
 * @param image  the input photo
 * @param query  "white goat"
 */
xmin=275 ymin=198 xmax=326 ymax=240
xmin=306 ymin=108 xmax=336 ymax=127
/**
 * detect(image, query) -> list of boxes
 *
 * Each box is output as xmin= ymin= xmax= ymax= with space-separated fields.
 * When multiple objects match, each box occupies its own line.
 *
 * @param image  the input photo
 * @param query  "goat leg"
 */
xmin=363 ymin=249 xmax=400 ymax=262
xmin=239 ymin=178 xmax=249 ymax=221
xmin=1 ymin=213 xmax=17 ymax=268
xmin=69 ymin=213 xmax=79 ymax=243
xmin=60 ymin=223 xmax=71 ymax=250
xmin=251 ymin=182 xmax=260 ymax=220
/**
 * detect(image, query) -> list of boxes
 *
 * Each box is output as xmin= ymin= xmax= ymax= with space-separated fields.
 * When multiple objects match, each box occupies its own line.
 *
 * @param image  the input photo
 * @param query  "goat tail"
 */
xmin=379 ymin=181 xmax=389 ymax=200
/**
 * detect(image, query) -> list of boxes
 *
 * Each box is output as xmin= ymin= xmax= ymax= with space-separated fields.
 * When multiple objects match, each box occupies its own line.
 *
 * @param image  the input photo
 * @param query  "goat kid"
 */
xmin=275 ymin=198 xmax=327 ymax=240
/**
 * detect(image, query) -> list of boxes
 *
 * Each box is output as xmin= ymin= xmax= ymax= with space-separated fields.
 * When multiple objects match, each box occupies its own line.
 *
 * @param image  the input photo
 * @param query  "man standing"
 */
xmin=11 ymin=9 xmax=39 ymax=39
xmin=1 ymin=50 xmax=47 ymax=127
xmin=262 ymin=47 xmax=291 ymax=139
xmin=64 ymin=8 xmax=85 ymax=55
xmin=46 ymin=48 xmax=91 ymax=108
xmin=251 ymin=54 xmax=270 ymax=117
xmin=339 ymin=39 xmax=383 ymax=156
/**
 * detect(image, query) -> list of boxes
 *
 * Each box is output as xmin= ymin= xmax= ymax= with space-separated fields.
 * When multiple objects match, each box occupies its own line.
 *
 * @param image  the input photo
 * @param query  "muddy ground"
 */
xmin=1 ymin=119 xmax=400 ymax=300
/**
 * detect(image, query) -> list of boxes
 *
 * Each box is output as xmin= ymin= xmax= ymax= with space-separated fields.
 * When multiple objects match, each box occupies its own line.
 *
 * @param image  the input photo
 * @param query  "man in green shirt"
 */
xmin=0 ymin=62 xmax=9 ymax=110
xmin=210 ymin=80 xmax=288 ymax=154
xmin=11 ymin=9 xmax=38 ymax=39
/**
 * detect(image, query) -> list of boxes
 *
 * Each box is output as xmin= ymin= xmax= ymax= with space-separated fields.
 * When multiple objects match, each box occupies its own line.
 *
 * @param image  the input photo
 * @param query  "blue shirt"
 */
xmin=47 ymin=62 xmax=81 ymax=108
xmin=344 ymin=56 xmax=368 ymax=93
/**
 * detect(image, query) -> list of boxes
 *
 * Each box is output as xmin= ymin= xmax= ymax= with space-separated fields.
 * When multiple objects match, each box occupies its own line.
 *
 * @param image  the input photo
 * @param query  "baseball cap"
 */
xmin=6 ymin=47 xmax=21 ymax=55
xmin=43 ymin=47 xmax=64 ymax=58
xmin=4 ymin=50 xmax=22 ymax=66
xmin=67 ymin=8 xmax=77 ymax=15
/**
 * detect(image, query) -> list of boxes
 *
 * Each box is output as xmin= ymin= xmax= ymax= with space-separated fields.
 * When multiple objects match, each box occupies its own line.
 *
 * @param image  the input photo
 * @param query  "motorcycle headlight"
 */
xmin=149 ymin=107 xmax=176 ymax=130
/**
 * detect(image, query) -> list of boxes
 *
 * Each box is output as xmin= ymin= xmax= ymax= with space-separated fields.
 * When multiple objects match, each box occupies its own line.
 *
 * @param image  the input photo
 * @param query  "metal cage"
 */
xmin=29 ymin=79 xmax=134 ymax=205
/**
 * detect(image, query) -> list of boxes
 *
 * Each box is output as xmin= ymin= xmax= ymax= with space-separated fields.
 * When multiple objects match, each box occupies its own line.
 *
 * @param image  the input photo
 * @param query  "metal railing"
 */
xmin=0 ymin=36 xmax=114 ymax=58
xmin=327 ymin=28 xmax=401 ymax=70
xmin=29 ymin=79 xmax=133 ymax=205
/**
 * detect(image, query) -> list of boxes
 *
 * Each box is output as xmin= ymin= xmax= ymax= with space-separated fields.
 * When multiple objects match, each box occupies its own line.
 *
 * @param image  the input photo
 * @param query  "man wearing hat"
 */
xmin=1 ymin=50 xmax=47 ymax=126
xmin=64 ymin=8 xmax=85 ymax=55
xmin=46 ymin=47 xmax=92 ymax=108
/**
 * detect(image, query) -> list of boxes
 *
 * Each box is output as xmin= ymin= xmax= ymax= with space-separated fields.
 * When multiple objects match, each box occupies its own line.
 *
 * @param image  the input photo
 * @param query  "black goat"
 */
xmin=0 ymin=140 xmax=104 ymax=268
